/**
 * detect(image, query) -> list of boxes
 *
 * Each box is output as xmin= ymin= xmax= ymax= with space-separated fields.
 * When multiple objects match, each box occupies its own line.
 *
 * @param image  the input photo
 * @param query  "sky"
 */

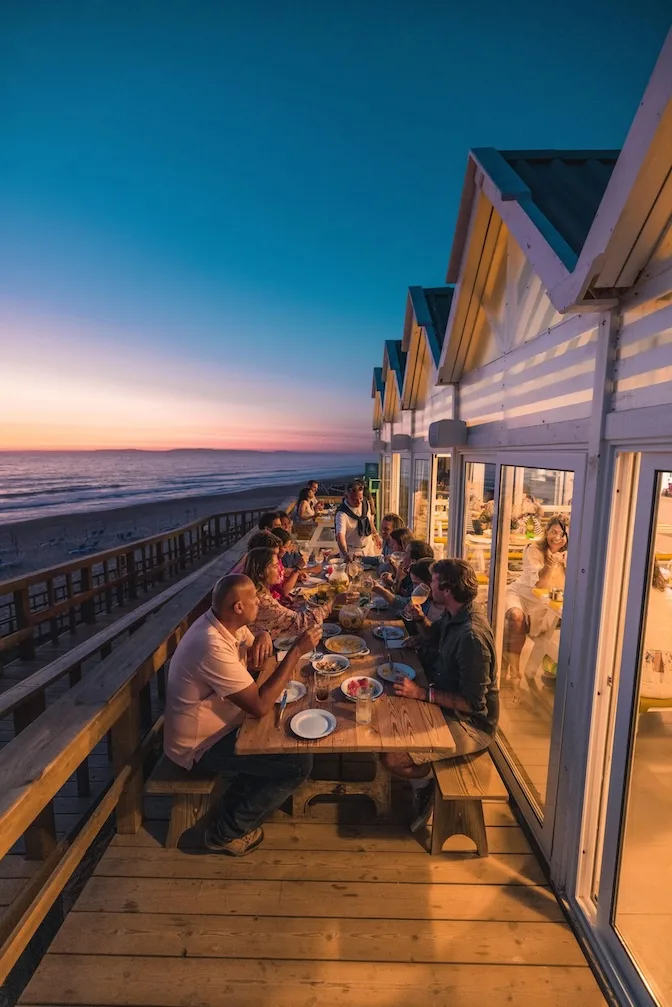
xmin=0 ymin=1 xmax=669 ymax=453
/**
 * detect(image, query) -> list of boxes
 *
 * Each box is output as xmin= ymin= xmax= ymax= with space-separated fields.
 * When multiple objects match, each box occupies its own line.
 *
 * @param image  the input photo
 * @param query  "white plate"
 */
xmin=373 ymin=625 xmax=406 ymax=641
xmin=368 ymin=597 xmax=389 ymax=610
xmin=274 ymin=635 xmax=297 ymax=651
xmin=304 ymin=574 xmax=326 ymax=586
xmin=325 ymin=634 xmax=367 ymax=656
xmin=341 ymin=676 xmax=384 ymax=701
xmin=312 ymin=654 xmax=351 ymax=675
xmin=275 ymin=680 xmax=307 ymax=704
xmin=320 ymin=623 xmax=342 ymax=638
xmin=376 ymin=662 xmax=417 ymax=683
xmin=290 ymin=708 xmax=337 ymax=740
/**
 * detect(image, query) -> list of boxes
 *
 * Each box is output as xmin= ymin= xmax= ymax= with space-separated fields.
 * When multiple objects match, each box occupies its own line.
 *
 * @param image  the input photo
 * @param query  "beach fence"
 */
xmin=0 ymin=506 xmax=267 ymax=669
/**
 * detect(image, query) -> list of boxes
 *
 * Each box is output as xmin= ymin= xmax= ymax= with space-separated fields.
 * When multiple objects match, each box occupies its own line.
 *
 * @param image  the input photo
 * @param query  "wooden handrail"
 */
xmin=0 ymin=504 xmax=268 ymax=659
xmin=0 ymin=496 xmax=299 ymax=982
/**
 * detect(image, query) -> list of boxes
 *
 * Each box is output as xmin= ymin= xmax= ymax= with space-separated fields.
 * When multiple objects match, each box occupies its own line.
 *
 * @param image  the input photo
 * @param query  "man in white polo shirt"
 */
xmin=164 ymin=573 xmax=320 ymax=857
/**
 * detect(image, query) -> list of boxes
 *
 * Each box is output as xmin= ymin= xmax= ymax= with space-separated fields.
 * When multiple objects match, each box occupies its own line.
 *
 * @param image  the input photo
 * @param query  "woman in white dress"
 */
xmin=503 ymin=515 xmax=568 ymax=696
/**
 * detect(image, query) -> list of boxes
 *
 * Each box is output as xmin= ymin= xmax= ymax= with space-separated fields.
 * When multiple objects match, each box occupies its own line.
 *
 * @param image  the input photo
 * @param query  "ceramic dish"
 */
xmin=376 ymin=662 xmax=417 ymax=683
xmin=325 ymin=634 xmax=367 ymax=656
xmin=311 ymin=654 xmax=350 ymax=675
xmin=341 ymin=676 xmax=383 ymax=701
xmin=290 ymin=709 xmax=337 ymax=740
xmin=274 ymin=680 xmax=307 ymax=704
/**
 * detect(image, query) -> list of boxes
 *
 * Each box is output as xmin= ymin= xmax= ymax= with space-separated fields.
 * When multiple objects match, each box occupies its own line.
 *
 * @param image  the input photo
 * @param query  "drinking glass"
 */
xmin=315 ymin=669 xmax=330 ymax=702
xmin=356 ymin=686 xmax=373 ymax=725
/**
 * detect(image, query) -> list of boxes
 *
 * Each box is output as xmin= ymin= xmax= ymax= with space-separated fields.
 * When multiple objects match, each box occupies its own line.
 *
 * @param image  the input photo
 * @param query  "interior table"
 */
xmin=236 ymin=619 xmax=456 ymax=756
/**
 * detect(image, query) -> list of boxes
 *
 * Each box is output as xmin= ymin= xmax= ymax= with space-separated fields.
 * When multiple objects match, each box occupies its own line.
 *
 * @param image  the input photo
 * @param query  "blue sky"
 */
xmin=0 ymin=1 xmax=669 ymax=450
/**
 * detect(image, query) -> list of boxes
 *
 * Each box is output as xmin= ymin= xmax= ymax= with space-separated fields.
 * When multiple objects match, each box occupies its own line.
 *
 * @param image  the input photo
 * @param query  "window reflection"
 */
xmin=431 ymin=455 xmax=450 ymax=559
xmin=413 ymin=459 xmax=430 ymax=541
xmin=381 ymin=456 xmax=391 ymax=516
xmin=462 ymin=462 xmax=497 ymax=610
xmin=615 ymin=472 xmax=672 ymax=1007
xmin=495 ymin=465 xmax=573 ymax=814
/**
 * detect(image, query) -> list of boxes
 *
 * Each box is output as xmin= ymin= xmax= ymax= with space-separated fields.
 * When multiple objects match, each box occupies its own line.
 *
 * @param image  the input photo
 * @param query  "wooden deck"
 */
xmin=14 ymin=779 xmax=607 ymax=1007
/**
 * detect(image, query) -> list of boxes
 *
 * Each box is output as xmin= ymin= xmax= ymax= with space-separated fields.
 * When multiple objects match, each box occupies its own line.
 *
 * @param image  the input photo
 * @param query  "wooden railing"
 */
xmin=0 ymin=498 xmax=299 ymax=985
xmin=0 ymin=506 xmax=266 ymax=666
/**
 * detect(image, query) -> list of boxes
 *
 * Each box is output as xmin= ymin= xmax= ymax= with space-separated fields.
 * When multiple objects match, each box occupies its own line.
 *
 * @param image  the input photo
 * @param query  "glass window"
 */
xmin=412 ymin=459 xmax=430 ymax=541
xmin=399 ymin=457 xmax=411 ymax=525
xmin=614 ymin=471 xmax=672 ymax=1007
xmin=462 ymin=462 xmax=497 ymax=610
xmin=431 ymin=455 xmax=450 ymax=560
xmin=493 ymin=465 xmax=572 ymax=816
xmin=381 ymin=456 xmax=391 ymax=516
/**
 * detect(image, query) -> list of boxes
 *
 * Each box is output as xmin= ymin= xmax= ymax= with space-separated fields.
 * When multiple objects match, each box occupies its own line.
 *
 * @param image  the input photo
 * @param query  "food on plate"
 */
xmin=314 ymin=657 xmax=346 ymax=675
xmin=326 ymin=635 xmax=366 ymax=655
xmin=346 ymin=677 xmax=372 ymax=697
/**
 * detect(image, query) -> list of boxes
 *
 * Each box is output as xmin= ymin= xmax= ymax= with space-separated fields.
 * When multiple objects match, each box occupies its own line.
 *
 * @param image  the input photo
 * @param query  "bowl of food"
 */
xmin=341 ymin=676 xmax=383 ymax=701
xmin=312 ymin=654 xmax=350 ymax=676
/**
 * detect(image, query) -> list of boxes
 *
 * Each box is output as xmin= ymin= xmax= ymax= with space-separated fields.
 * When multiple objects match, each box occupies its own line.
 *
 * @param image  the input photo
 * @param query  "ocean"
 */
xmin=0 ymin=450 xmax=370 ymax=525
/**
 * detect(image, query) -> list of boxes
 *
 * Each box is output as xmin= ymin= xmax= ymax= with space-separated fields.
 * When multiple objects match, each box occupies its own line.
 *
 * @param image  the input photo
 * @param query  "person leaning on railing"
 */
xmin=164 ymin=574 xmax=321 ymax=857
xmin=243 ymin=547 xmax=332 ymax=639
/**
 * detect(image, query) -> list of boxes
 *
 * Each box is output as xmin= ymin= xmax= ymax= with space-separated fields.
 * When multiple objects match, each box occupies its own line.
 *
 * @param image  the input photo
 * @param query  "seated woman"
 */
xmin=243 ymin=547 xmax=333 ymax=640
xmin=296 ymin=487 xmax=317 ymax=523
xmin=379 ymin=526 xmax=413 ymax=587
xmin=503 ymin=514 xmax=568 ymax=698
xmin=247 ymin=532 xmax=303 ymax=601
xmin=401 ymin=558 xmax=445 ymax=627
xmin=374 ymin=538 xmax=434 ymax=607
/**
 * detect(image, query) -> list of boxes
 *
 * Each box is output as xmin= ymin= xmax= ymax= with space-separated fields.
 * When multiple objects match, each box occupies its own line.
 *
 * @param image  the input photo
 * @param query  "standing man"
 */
xmin=381 ymin=558 xmax=499 ymax=831
xmin=335 ymin=480 xmax=380 ymax=561
xmin=164 ymin=574 xmax=320 ymax=856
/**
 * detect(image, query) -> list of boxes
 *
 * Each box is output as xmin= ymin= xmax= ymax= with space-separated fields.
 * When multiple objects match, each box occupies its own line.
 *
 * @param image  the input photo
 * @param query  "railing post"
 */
xmin=126 ymin=549 xmax=137 ymax=600
xmin=112 ymin=693 xmax=143 ymax=834
xmin=178 ymin=533 xmax=186 ymax=570
xmin=214 ymin=516 xmax=221 ymax=547
xmin=47 ymin=578 xmax=59 ymax=644
xmin=103 ymin=559 xmax=114 ymax=613
xmin=65 ymin=573 xmax=77 ymax=634
xmin=13 ymin=586 xmax=35 ymax=659
xmin=68 ymin=663 xmax=91 ymax=797
xmin=13 ymin=692 xmax=58 ymax=859
xmin=155 ymin=540 xmax=165 ymax=582
xmin=80 ymin=565 xmax=96 ymax=624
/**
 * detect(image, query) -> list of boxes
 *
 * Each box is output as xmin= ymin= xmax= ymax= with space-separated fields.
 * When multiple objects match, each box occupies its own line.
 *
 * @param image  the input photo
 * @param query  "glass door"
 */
xmin=381 ymin=455 xmax=391 ymax=516
xmin=398 ymin=456 xmax=411 ymax=525
xmin=589 ymin=454 xmax=672 ymax=1007
xmin=412 ymin=458 xmax=430 ymax=540
xmin=430 ymin=455 xmax=451 ymax=559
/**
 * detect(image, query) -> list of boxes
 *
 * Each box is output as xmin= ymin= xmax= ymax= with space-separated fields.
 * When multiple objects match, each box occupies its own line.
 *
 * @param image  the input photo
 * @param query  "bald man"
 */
xmin=164 ymin=574 xmax=320 ymax=856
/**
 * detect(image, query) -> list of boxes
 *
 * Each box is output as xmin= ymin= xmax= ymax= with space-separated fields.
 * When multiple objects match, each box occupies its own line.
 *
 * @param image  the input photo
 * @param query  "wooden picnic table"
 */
xmin=236 ymin=617 xmax=456 ymax=757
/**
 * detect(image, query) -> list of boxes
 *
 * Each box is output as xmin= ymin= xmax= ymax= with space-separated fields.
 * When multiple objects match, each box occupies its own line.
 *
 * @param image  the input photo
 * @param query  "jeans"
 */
xmin=196 ymin=729 xmax=313 ymax=840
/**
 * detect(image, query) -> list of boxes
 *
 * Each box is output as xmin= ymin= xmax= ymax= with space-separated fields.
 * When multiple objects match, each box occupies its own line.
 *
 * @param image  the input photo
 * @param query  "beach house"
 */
xmin=371 ymin=31 xmax=672 ymax=1007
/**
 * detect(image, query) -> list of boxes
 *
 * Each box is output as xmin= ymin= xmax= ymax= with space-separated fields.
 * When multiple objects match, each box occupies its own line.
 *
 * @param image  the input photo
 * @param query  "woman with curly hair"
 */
xmin=243 ymin=547 xmax=332 ymax=640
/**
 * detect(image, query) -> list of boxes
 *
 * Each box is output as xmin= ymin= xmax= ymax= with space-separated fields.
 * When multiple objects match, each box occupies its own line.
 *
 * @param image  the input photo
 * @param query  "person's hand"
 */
xmin=249 ymin=631 xmax=273 ymax=669
xmin=296 ymin=625 xmax=321 ymax=654
xmin=322 ymin=597 xmax=334 ymax=616
xmin=297 ymin=571 xmax=308 ymax=583
xmin=373 ymin=533 xmax=382 ymax=549
xmin=372 ymin=582 xmax=388 ymax=598
xmin=380 ymin=571 xmax=394 ymax=586
xmin=393 ymin=677 xmax=427 ymax=700
xmin=403 ymin=602 xmax=424 ymax=622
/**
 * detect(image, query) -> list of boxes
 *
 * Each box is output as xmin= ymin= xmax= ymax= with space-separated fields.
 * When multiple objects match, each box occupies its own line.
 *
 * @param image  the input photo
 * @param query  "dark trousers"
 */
xmin=197 ymin=729 xmax=313 ymax=840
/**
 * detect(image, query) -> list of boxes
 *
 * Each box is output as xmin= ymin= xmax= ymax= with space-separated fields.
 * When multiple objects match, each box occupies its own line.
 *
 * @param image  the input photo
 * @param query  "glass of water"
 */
xmin=356 ymin=685 xmax=373 ymax=725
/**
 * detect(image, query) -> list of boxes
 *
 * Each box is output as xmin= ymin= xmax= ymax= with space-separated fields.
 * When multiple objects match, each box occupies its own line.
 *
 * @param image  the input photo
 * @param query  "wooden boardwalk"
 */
xmin=13 ymin=782 xmax=607 ymax=1007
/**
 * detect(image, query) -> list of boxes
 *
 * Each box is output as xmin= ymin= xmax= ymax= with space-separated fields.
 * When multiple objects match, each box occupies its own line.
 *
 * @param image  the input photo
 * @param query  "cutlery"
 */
xmin=276 ymin=689 xmax=288 ymax=727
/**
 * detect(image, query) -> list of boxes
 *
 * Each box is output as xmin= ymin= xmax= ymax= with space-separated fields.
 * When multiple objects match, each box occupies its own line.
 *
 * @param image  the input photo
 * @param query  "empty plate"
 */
xmin=274 ymin=680 xmax=307 ymax=704
xmin=320 ymin=623 xmax=342 ymax=638
xmin=290 ymin=709 xmax=337 ymax=740
xmin=373 ymin=625 xmax=406 ymax=640
xmin=377 ymin=662 xmax=417 ymax=683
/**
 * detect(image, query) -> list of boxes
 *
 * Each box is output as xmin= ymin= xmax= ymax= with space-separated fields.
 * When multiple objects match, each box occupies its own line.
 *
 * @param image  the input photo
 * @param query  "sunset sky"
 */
xmin=1 ymin=1 xmax=668 ymax=452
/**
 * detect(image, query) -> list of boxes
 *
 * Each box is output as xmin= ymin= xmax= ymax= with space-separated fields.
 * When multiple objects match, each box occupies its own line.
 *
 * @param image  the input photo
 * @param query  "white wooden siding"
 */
xmin=611 ymin=256 xmax=672 ymax=412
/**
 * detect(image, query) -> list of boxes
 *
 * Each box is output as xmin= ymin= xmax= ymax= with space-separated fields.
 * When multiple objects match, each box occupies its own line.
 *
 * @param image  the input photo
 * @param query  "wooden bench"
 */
xmin=429 ymin=748 xmax=508 ymax=856
xmin=145 ymin=755 xmax=218 ymax=848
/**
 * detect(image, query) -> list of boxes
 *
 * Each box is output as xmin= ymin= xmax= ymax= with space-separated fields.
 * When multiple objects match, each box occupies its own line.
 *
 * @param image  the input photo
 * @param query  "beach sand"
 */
xmin=0 ymin=479 xmax=348 ymax=578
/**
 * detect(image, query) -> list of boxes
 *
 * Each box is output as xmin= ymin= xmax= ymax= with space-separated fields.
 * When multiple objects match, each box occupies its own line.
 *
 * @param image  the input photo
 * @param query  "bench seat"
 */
xmin=430 ymin=748 xmax=508 ymax=857
xmin=145 ymin=755 xmax=218 ymax=847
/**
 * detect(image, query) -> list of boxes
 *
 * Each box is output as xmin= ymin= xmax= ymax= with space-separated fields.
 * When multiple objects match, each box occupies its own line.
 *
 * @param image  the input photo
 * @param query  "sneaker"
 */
xmin=203 ymin=826 xmax=264 ymax=856
xmin=410 ymin=782 xmax=435 ymax=833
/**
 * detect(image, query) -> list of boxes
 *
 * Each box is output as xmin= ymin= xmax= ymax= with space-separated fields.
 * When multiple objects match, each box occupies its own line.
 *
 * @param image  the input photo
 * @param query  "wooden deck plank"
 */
xmin=19 ymin=955 xmax=607 ymax=1007
xmin=112 ymin=820 xmax=531 ymax=853
xmin=72 ymin=875 xmax=564 ymax=921
xmin=93 ymin=848 xmax=547 ymax=885
xmin=49 ymin=911 xmax=588 ymax=966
